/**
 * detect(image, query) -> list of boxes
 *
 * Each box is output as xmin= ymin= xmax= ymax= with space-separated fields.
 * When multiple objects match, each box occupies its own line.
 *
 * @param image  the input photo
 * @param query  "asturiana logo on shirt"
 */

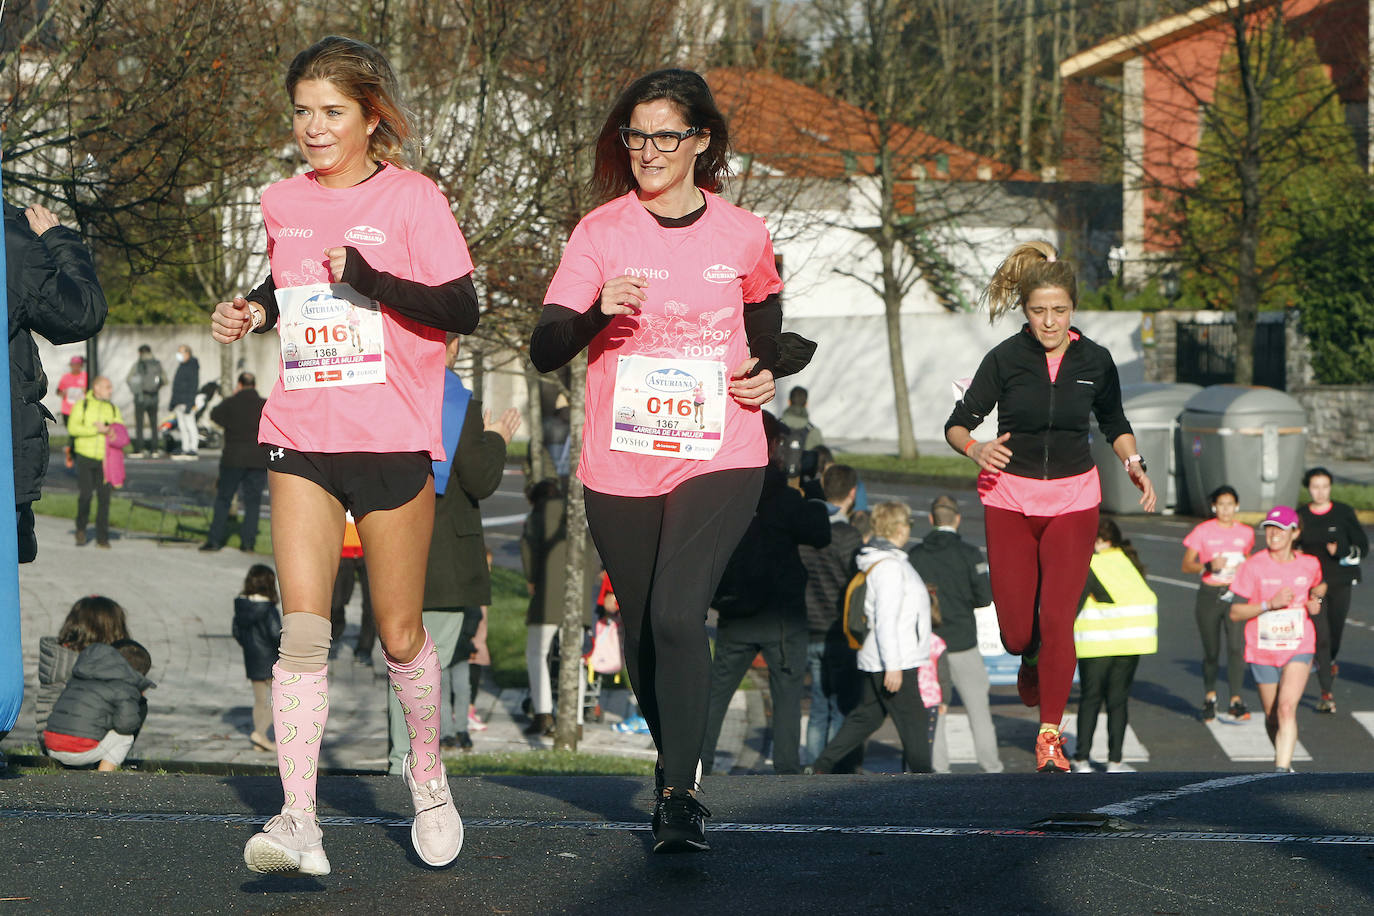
xmin=623 ymin=267 xmax=669 ymax=280
xmin=278 ymin=227 xmax=314 ymax=239
xmin=702 ymin=264 xmax=738 ymax=283
xmin=644 ymin=368 xmax=697 ymax=393
xmin=345 ymin=225 xmax=387 ymax=246
xmin=301 ymin=293 xmax=347 ymax=320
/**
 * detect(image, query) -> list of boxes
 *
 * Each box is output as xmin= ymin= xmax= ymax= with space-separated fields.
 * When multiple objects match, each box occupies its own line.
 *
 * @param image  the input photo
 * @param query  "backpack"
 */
xmin=778 ymin=423 xmax=810 ymax=478
xmin=586 ymin=615 xmax=624 ymax=675
xmin=136 ymin=359 xmax=162 ymax=395
xmin=841 ymin=559 xmax=887 ymax=650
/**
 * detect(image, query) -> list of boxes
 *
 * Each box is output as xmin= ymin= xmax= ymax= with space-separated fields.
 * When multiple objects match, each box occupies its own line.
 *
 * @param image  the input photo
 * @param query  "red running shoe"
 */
xmin=1035 ymin=729 xmax=1069 ymax=773
xmin=1017 ymin=657 xmax=1040 ymax=708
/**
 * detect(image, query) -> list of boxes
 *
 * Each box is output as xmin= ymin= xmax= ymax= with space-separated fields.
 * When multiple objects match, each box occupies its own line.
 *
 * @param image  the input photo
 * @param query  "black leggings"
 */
xmin=583 ymin=467 xmax=763 ymax=790
xmin=813 ymin=669 xmax=932 ymax=774
xmin=1195 ymin=583 xmax=1245 ymax=699
xmin=1313 ymin=580 xmax=1353 ymax=692
xmin=1075 ymin=654 xmax=1139 ymax=763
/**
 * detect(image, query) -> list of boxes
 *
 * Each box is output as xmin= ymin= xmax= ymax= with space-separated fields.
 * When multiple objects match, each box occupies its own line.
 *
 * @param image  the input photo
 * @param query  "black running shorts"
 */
xmin=265 ymin=446 xmax=431 ymax=519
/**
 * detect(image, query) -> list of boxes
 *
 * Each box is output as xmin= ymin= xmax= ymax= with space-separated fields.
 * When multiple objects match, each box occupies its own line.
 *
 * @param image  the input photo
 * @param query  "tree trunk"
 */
xmin=554 ymin=352 xmax=589 ymax=750
xmin=991 ymin=0 xmax=1003 ymax=161
xmin=523 ymin=363 xmax=547 ymax=484
xmin=1018 ymin=0 xmax=1036 ymax=173
xmin=1233 ymin=4 xmax=1262 ymax=385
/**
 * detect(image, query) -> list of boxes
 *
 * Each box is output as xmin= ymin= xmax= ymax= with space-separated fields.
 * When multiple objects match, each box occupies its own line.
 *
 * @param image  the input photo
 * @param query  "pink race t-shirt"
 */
xmin=544 ymin=192 xmax=784 ymax=498
xmin=258 ymin=165 xmax=473 ymax=459
xmin=1229 ymin=550 xmax=1321 ymax=665
xmin=1183 ymin=519 xmax=1255 ymax=586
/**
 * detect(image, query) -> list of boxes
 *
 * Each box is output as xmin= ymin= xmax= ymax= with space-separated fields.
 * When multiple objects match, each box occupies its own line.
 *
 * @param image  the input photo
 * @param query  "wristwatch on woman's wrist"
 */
xmin=1123 ymin=454 xmax=1147 ymax=473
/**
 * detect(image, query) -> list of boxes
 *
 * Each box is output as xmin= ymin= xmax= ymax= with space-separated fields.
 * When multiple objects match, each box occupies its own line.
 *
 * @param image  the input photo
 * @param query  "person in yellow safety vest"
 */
xmin=1069 ymin=517 xmax=1157 ymax=773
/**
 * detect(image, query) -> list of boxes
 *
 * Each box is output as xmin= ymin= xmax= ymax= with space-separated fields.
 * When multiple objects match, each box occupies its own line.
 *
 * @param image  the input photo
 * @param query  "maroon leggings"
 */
xmin=984 ymin=505 xmax=1099 ymax=726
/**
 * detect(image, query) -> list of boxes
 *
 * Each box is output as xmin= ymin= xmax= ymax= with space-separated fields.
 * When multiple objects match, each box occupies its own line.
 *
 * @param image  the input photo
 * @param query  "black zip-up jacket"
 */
xmin=908 ymin=528 xmax=992 ymax=654
xmin=945 ymin=325 xmax=1133 ymax=480
xmin=44 ymin=643 xmax=153 ymax=741
xmin=1297 ymin=501 xmax=1368 ymax=587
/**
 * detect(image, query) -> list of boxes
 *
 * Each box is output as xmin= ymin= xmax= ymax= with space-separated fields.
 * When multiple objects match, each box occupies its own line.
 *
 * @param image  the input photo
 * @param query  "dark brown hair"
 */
xmin=286 ymin=36 xmax=411 ymax=167
xmin=242 ymin=564 xmax=279 ymax=605
xmin=1099 ymin=517 xmax=1146 ymax=577
xmin=589 ymin=68 xmax=731 ymax=203
xmin=58 ymin=596 xmax=130 ymax=651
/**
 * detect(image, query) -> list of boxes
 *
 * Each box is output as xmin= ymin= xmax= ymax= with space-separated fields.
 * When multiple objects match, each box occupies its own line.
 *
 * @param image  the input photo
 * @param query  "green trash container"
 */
xmin=1091 ymin=382 xmax=1201 ymax=515
xmin=1178 ymin=385 xmax=1308 ymax=515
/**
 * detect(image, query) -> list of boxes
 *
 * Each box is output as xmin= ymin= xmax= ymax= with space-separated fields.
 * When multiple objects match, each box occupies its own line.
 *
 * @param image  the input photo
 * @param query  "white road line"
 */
xmin=1205 ymin=716 xmax=1311 ymax=762
xmin=1352 ymin=712 xmax=1374 ymax=741
xmin=943 ymin=712 xmax=978 ymax=764
xmin=1092 ymin=772 xmax=1285 ymax=817
xmin=482 ymin=513 xmax=527 ymax=527
xmin=1146 ymin=573 xmax=1200 ymax=590
xmin=1061 ymin=714 xmax=1149 ymax=763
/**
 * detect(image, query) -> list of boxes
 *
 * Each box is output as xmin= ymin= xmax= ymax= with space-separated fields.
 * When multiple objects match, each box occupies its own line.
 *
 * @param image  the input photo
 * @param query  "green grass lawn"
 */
xmin=834 ymin=450 xmax=976 ymax=481
xmin=32 ymin=489 xmax=271 ymax=552
xmin=445 ymin=749 xmax=652 ymax=777
xmin=486 ymin=565 xmax=531 ymax=688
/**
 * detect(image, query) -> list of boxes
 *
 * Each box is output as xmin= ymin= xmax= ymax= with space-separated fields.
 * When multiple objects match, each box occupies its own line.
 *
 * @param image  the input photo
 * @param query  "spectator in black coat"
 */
xmin=799 ymin=463 xmax=865 ymax=769
xmin=3 ymin=201 xmax=107 ymax=563
xmin=701 ymin=413 xmax=831 ymax=775
xmin=168 ymin=343 xmax=200 ymax=458
xmin=202 ymin=372 xmax=269 ymax=552
xmin=233 ymin=564 xmax=281 ymax=752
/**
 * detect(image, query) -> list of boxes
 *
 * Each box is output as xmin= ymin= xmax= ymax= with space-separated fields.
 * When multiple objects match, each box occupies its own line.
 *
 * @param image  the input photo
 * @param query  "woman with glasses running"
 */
xmin=210 ymin=36 xmax=477 ymax=875
xmin=530 ymin=68 xmax=813 ymax=853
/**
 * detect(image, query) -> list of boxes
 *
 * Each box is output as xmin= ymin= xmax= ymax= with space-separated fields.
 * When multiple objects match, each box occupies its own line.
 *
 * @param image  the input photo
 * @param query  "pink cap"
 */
xmin=1262 ymin=505 xmax=1299 ymax=529
xmin=69 ymin=355 xmax=84 ymax=366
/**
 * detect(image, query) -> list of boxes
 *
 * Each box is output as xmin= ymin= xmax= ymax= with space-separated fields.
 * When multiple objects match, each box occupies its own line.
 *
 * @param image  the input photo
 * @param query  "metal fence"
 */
xmin=1175 ymin=320 xmax=1286 ymax=389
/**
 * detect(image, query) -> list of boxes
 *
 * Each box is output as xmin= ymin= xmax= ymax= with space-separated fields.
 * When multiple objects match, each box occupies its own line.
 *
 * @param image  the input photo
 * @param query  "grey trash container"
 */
xmin=1091 ymin=382 xmax=1201 ymax=515
xmin=1178 ymin=385 xmax=1308 ymax=514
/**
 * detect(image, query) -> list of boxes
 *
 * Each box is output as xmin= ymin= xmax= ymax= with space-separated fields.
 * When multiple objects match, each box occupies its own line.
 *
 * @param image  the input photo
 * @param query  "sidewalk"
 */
xmin=4 ymin=513 xmax=761 ymax=772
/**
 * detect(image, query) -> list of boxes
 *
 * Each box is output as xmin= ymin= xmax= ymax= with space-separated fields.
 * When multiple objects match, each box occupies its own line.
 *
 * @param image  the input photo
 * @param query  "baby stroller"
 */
xmin=160 ymin=381 xmax=224 ymax=453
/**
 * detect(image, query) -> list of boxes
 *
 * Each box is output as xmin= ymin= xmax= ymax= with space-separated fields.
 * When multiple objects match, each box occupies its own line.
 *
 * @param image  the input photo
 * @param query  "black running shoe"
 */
xmin=1229 ymin=699 xmax=1251 ymax=721
xmin=1201 ymin=697 xmax=1217 ymax=722
xmin=652 ymin=789 xmax=711 ymax=854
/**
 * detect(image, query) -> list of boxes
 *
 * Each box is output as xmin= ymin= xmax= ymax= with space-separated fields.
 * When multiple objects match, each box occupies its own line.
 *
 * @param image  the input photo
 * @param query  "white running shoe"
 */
xmin=1106 ymin=761 xmax=1136 ymax=774
xmin=1070 ymin=759 xmax=1094 ymax=774
xmin=244 ymin=807 xmax=330 ymax=876
xmin=402 ymin=751 xmax=464 ymax=867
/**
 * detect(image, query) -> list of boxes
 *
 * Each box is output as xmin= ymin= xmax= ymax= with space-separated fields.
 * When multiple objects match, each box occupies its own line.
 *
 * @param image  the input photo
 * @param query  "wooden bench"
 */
xmin=125 ymin=469 xmax=219 ymax=543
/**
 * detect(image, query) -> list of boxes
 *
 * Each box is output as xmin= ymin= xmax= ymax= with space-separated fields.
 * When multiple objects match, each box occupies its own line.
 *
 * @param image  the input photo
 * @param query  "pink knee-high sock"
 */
xmin=272 ymin=663 xmax=329 ymax=814
xmin=386 ymin=629 xmax=443 ymax=781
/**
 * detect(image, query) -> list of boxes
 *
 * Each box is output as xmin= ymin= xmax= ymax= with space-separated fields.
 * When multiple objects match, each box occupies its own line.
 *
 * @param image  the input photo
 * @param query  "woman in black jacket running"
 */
xmin=1298 ymin=466 xmax=1368 ymax=713
xmin=944 ymin=241 xmax=1155 ymax=773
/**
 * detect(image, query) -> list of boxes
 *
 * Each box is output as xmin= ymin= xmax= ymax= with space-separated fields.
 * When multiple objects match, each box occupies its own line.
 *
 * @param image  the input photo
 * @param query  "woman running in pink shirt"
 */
xmin=1227 ymin=506 xmax=1326 ymax=772
xmin=210 ymin=36 xmax=478 ymax=876
xmin=1182 ymin=484 xmax=1253 ymax=722
xmin=530 ymin=69 xmax=813 ymax=853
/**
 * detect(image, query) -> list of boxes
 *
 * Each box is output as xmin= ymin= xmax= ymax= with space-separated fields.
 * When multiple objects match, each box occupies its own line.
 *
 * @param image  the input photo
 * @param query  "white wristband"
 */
xmin=249 ymin=305 xmax=265 ymax=330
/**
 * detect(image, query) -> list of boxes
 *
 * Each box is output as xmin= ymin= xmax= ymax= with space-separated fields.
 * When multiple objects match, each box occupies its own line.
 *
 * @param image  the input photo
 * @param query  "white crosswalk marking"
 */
xmin=1351 ymin=712 xmax=1374 ymax=741
xmin=942 ymin=712 xmax=979 ymax=763
xmin=1060 ymin=713 xmax=1150 ymax=762
xmin=1204 ymin=714 xmax=1311 ymax=762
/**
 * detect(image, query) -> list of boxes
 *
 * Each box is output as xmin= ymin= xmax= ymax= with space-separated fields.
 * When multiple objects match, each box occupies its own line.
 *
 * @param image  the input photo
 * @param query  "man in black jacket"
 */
xmin=169 ymin=343 xmax=200 ymax=458
xmin=202 ymin=372 xmax=268 ymax=552
xmin=5 ymin=201 xmax=107 ymax=562
xmin=386 ymin=333 xmax=520 ymax=771
xmin=701 ymin=413 xmax=831 ymax=775
xmin=799 ymin=463 xmax=865 ymax=771
xmin=908 ymin=495 xmax=1004 ymax=773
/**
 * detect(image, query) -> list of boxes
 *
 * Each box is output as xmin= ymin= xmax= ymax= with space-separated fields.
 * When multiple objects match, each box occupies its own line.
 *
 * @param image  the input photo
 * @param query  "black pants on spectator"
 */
xmin=74 ymin=454 xmax=110 ymax=543
xmin=207 ymin=466 xmax=266 ymax=551
xmin=331 ymin=555 xmax=376 ymax=654
xmin=814 ymin=668 xmax=932 ymax=774
xmin=1075 ymin=654 xmax=1140 ymax=764
xmin=1314 ymin=580 xmax=1353 ymax=692
xmin=583 ymin=467 xmax=763 ymax=791
xmin=700 ymin=625 xmax=809 ymax=774
xmin=132 ymin=396 xmax=158 ymax=452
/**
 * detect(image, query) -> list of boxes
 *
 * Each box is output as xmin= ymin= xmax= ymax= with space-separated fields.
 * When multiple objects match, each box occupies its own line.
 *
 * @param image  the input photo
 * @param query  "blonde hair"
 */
xmin=286 ymin=36 xmax=412 ymax=168
xmin=871 ymin=501 xmax=912 ymax=542
xmin=980 ymin=241 xmax=1078 ymax=323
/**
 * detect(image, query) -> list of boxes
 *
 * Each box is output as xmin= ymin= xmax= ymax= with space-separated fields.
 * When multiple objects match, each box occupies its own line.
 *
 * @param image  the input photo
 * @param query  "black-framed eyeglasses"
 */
xmin=619 ymin=126 xmax=702 ymax=153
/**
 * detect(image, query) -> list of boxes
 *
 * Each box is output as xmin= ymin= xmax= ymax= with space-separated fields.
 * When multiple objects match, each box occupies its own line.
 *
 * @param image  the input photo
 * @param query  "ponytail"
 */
xmin=981 ymin=240 xmax=1078 ymax=323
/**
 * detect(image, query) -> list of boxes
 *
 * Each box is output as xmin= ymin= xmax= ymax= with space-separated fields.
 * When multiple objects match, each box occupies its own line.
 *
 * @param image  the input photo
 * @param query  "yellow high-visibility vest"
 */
xmin=1073 ymin=548 xmax=1158 ymax=658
